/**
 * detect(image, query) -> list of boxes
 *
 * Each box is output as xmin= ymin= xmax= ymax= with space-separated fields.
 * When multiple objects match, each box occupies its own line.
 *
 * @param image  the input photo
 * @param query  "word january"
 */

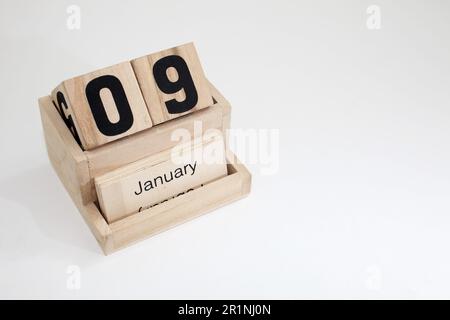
xmin=133 ymin=161 xmax=197 ymax=196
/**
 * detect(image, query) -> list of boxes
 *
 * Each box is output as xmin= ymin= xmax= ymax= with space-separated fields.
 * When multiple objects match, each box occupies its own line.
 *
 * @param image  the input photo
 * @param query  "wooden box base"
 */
xmin=38 ymin=81 xmax=251 ymax=255
xmin=79 ymin=156 xmax=250 ymax=255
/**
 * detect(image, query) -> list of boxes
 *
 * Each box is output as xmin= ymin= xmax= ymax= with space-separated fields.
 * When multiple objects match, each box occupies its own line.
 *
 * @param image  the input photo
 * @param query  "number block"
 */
xmin=51 ymin=62 xmax=153 ymax=150
xmin=131 ymin=42 xmax=213 ymax=125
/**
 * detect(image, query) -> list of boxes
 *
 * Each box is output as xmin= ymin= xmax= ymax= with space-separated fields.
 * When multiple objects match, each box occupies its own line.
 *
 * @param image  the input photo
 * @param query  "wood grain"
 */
xmin=132 ymin=43 xmax=212 ymax=124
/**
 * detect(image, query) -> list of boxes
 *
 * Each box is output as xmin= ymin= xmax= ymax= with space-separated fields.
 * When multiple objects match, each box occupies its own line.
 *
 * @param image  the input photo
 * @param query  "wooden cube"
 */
xmin=132 ymin=42 xmax=213 ymax=125
xmin=51 ymin=62 xmax=153 ymax=150
xmin=39 ymin=81 xmax=251 ymax=255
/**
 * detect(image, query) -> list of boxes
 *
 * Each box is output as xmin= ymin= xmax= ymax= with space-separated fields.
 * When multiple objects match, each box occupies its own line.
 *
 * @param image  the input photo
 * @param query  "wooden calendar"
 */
xmin=38 ymin=43 xmax=251 ymax=254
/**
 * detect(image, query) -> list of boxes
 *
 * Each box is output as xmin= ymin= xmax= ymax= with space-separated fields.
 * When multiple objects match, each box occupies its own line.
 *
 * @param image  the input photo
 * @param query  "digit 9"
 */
xmin=153 ymin=55 xmax=198 ymax=114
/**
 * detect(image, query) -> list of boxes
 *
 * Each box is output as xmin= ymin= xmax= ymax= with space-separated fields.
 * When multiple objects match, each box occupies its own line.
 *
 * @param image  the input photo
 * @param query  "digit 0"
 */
xmin=152 ymin=55 xmax=198 ymax=114
xmin=85 ymin=75 xmax=134 ymax=136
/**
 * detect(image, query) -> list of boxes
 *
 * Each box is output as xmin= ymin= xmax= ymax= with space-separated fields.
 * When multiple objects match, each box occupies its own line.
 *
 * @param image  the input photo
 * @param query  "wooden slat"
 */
xmin=39 ymin=96 xmax=112 ymax=251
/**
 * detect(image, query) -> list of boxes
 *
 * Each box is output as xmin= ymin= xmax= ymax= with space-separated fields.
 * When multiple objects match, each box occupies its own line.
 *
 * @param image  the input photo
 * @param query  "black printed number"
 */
xmin=153 ymin=55 xmax=198 ymax=114
xmin=54 ymin=92 xmax=82 ymax=147
xmin=85 ymin=75 xmax=134 ymax=136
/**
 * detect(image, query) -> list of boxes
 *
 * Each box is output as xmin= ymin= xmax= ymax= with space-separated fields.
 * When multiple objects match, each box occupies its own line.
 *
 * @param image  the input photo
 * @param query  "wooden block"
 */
xmin=95 ymin=133 xmax=227 ymax=223
xmin=131 ymin=42 xmax=213 ymax=125
xmin=51 ymin=62 xmax=153 ymax=150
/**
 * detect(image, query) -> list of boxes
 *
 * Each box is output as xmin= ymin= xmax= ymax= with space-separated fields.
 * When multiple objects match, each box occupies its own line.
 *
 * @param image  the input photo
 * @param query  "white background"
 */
xmin=1 ymin=0 xmax=450 ymax=299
